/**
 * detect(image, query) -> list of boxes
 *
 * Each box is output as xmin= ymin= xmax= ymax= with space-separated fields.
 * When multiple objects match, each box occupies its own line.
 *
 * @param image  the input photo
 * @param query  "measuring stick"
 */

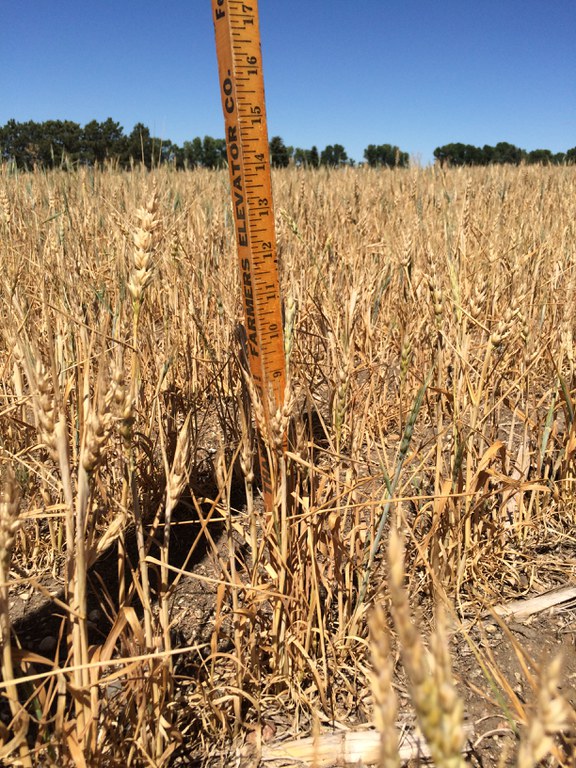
xmin=212 ymin=0 xmax=286 ymax=508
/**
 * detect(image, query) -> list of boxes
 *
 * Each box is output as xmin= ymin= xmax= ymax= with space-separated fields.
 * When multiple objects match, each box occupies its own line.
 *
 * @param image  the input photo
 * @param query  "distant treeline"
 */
xmin=0 ymin=119 xmax=573 ymax=170
xmin=0 ymin=118 xmax=409 ymax=170
xmin=434 ymin=142 xmax=576 ymax=166
xmin=0 ymin=119 xmax=227 ymax=170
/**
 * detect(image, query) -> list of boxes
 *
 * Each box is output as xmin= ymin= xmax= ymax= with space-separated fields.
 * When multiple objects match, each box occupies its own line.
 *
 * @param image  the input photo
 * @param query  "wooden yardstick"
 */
xmin=212 ymin=0 xmax=287 ymax=509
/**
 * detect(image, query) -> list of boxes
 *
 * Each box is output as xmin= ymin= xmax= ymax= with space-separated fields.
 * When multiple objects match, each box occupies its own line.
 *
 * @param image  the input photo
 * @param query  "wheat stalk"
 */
xmin=388 ymin=527 xmax=467 ymax=768
xmin=0 ymin=469 xmax=32 ymax=767
xmin=517 ymin=654 xmax=573 ymax=768
xmin=368 ymin=602 xmax=401 ymax=768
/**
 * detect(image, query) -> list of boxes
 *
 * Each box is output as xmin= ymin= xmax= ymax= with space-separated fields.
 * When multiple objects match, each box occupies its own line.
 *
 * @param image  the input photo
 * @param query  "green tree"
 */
xmin=0 ymin=119 xmax=38 ymax=167
xmin=269 ymin=136 xmax=290 ymax=167
xmin=334 ymin=144 xmax=348 ymax=165
xmin=321 ymin=143 xmax=348 ymax=167
xmin=123 ymin=123 xmax=153 ymax=167
xmin=527 ymin=148 xmax=554 ymax=165
xmin=26 ymin=120 xmax=82 ymax=167
xmin=492 ymin=142 xmax=525 ymax=165
xmin=480 ymin=145 xmax=494 ymax=164
xmin=364 ymin=144 xmax=378 ymax=166
xmin=168 ymin=144 xmax=185 ymax=169
xmin=293 ymin=146 xmax=321 ymax=168
xmin=364 ymin=143 xmax=409 ymax=168
xmin=433 ymin=143 xmax=485 ymax=166
xmin=320 ymin=145 xmax=334 ymax=166
xmin=203 ymin=136 xmax=226 ymax=168
xmin=49 ymin=120 xmax=82 ymax=166
xmin=82 ymin=120 xmax=106 ymax=164
xmin=99 ymin=118 xmax=125 ymax=164
xmin=293 ymin=147 xmax=307 ymax=167
xmin=183 ymin=137 xmax=204 ymax=167
xmin=81 ymin=118 xmax=125 ymax=165
xmin=159 ymin=140 xmax=178 ymax=166
xmin=434 ymin=143 xmax=458 ymax=166
xmin=122 ymin=123 xmax=175 ymax=169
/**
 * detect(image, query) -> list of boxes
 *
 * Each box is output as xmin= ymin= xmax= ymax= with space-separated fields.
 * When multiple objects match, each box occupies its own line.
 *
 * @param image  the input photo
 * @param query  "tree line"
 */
xmin=1 ymin=119 xmax=573 ymax=170
xmin=0 ymin=118 xmax=409 ymax=170
xmin=270 ymin=138 xmax=409 ymax=169
xmin=433 ymin=141 xmax=576 ymax=166
xmin=0 ymin=118 xmax=225 ymax=170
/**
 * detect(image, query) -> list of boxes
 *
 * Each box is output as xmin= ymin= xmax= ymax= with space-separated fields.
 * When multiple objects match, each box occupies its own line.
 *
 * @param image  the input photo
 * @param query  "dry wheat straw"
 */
xmin=388 ymin=527 xmax=467 ymax=768
xmin=0 ymin=470 xmax=32 ymax=767
xmin=516 ymin=654 xmax=572 ymax=768
xmin=369 ymin=602 xmax=401 ymax=768
xmin=1 ymin=164 xmax=575 ymax=764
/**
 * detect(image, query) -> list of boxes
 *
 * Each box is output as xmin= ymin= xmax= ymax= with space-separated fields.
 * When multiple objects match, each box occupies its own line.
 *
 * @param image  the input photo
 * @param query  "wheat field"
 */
xmin=0 ymin=164 xmax=575 ymax=766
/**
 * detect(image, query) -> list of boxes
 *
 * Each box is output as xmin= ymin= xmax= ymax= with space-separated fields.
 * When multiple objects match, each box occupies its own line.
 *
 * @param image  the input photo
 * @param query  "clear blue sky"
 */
xmin=2 ymin=0 xmax=574 ymax=164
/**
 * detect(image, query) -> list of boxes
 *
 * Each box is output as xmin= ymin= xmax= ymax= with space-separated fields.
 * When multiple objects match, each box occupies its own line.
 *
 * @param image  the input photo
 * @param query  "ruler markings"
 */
xmin=212 ymin=0 xmax=286 ymax=510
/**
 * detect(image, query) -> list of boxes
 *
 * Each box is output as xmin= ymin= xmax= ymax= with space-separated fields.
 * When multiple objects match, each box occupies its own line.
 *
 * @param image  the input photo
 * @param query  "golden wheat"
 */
xmin=0 ymin=164 xmax=574 ymax=765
